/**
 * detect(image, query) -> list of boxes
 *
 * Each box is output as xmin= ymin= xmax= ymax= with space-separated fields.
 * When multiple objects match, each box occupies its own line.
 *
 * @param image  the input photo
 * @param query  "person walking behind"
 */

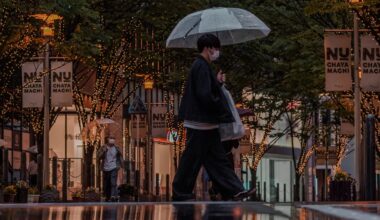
xmin=173 ymin=34 xmax=254 ymax=201
xmin=217 ymin=71 xmax=246 ymax=170
xmin=28 ymin=156 xmax=38 ymax=187
xmin=209 ymin=70 xmax=248 ymax=200
xmin=97 ymin=136 xmax=124 ymax=202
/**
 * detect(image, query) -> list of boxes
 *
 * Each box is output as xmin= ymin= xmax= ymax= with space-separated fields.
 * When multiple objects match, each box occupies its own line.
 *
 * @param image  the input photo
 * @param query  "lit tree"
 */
xmin=240 ymin=87 xmax=288 ymax=200
xmin=284 ymin=99 xmax=319 ymax=201
xmin=71 ymin=24 xmax=163 ymax=187
xmin=335 ymin=135 xmax=350 ymax=170
xmin=0 ymin=1 xmax=41 ymax=121
xmin=355 ymin=1 xmax=380 ymax=44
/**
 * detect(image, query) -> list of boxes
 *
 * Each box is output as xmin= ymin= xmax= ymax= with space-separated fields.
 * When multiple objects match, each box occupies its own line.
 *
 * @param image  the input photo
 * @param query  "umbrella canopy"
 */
xmin=26 ymin=145 xmax=57 ymax=157
xmin=166 ymin=7 xmax=271 ymax=48
xmin=26 ymin=145 xmax=38 ymax=153
xmin=96 ymin=118 xmax=116 ymax=125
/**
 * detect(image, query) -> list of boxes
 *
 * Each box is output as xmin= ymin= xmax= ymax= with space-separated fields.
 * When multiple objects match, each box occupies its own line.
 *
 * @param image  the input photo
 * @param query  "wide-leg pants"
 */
xmin=172 ymin=128 xmax=244 ymax=201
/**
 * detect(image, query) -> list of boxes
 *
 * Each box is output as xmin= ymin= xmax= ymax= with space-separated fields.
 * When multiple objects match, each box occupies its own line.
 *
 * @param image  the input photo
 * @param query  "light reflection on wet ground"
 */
xmin=0 ymin=202 xmax=377 ymax=220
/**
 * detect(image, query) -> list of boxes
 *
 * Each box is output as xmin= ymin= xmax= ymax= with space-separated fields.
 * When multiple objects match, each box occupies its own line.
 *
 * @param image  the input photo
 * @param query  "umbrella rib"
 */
xmin=185 ymin=18 xmax=201 ymax=38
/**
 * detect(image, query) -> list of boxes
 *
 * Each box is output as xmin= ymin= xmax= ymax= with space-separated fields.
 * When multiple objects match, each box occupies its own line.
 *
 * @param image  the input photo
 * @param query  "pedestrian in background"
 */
xmin=97 ymin=136 xmax=124 ymax=202
xmin=28 ymin=156 xmax=38 ymax=187
xmin=209 ymin=70 xmax=248 ymax=200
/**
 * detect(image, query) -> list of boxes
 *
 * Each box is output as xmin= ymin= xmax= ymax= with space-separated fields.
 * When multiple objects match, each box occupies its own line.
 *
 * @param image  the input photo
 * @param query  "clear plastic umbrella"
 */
xmin=96 ymin=118 xmax=116 ymax=125
xmin=166 ymin=7 xmax=271 ymax=48
xmin=25 ymin=146 xmax=57 ymax=157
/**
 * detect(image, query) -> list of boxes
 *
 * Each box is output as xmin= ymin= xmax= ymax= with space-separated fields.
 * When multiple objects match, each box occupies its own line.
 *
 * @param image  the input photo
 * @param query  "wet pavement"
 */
xmin=0 ymin=201 xmax=379 ymax=220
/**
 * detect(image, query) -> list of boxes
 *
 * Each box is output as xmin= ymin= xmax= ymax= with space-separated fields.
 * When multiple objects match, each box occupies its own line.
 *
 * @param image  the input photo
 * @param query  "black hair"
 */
xmin=197 ymin=34 xmax=221 ymax=52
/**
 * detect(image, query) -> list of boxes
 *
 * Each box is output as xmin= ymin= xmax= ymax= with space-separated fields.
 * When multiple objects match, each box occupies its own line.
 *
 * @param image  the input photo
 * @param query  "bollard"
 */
xmin=321 ymin=184 xmax=325 ymax=201
xmin=96 ymin=155 xmax=100 ymax=189
xmin=91 ymin=164 xmax=95 ymax=187
xmin=135 ymin=170 xmax=140 ymax=202
xmin=302 ymin=178 xmax=305 ymax=202
xmin=3 ymin=149 xmax=8 ymax=184
xmin=67 ymin=159 xmax=71 ymax=187
xmin=362 ymin=115 xmax=376 ymax=201
xmin=156 ymin=173 xmax=160 ymax=201
xmin=52 ymin=157 xmax=58 ymax=186
xmin=62 ymin=159 xmax=68 ymax=202
xmin=284 ymin=184 xmax=286 ymax=202
xmin=0 ymin=148 xmax=3 ymax=183
xmin=145 ymin=172 xmax=149 ymax=193
xmin=127 ymin=169 xmax=131 ymax=185
xmin=276 ymin=183 xmax=280 ymax=202
xmin=20 ymin=152 xmax=27 ymax=181
xmin=263 ymin=181 xmax=266 ymax=202
xmin=37 ymin=154 xmax=43 ymax=192
xmin=377 ymin=175 xmax=380 ymax=200
xmin=312 ymin=182 xmax=316 ymax=202
xmin=166 ymin=174 xmax=170 ymax=201
xmin=257 ymin=182 xmax=261 ymax=201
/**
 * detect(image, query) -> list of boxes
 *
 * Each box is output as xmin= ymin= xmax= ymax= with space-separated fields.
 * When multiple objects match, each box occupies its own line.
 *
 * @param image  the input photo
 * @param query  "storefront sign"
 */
xmin=22 ymin=62 xmax=44 ymax=108
xmin=315 ymin=148 xmax=337 ymax=165
xmin=51 ymin=61 xmax=73 ymax=107
xmin=239 ymin=128 xmax=251 ymax=154
xmin=361 ymin=35 xmax=380 ymax=91
xmin=151 ymin=104 xmax=167 ymax=138
xmin=324 ymin=34 xmax=352 ymax=91
xmin=131 ymin=114 xmax=147 ymax=138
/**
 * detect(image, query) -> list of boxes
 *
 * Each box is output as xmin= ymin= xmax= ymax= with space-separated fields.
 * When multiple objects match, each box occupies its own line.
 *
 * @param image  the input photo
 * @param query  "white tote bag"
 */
xmin=219 ymin=85 xmax=246 ymax=141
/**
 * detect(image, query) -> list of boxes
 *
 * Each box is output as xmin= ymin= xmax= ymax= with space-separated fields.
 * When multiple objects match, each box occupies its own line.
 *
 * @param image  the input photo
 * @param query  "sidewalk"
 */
xmin=0 ymin=201 xmax=379 ymax=219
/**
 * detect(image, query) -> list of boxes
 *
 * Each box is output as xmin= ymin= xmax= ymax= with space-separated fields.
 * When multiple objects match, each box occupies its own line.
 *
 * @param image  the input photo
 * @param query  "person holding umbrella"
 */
xmin=97 ymin=136 xmax=124 ymax=202
xmin=173 ymin=34 xmax=253 ymax=201
xmin=167 ymin=7 xmax=270 ymax=201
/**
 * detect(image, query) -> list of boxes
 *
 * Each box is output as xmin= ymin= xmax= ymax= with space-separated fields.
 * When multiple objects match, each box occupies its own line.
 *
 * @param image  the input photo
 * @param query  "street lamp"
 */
xmin=348 ymin=0 xmax=363 ymax=198
xmin=143 ymin=75 xmax=154 ymax=196
xmin=31 ymin=13 xmax=62 ymax=188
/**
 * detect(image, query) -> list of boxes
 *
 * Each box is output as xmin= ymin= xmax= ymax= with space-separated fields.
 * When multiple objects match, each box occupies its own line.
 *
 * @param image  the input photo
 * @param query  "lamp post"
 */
xmin=143 ymin=75 xmax=154 ymax=196
xmin=349 ymin=0 xmax=363 ymax=198
xmin=31 ymin=13 xmax=62 ymax=188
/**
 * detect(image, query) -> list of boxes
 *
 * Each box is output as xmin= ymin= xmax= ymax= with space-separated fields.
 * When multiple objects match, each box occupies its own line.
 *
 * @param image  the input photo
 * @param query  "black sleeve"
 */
xmin=192 ymin=63 xmax=221 ymax=112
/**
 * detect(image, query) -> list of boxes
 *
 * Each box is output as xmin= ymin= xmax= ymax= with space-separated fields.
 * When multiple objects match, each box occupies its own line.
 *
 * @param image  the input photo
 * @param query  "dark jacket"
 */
xmin=97 ymin=144 xmax=124 ymax=171
xmin=178 ymin=55 xmax=234 ymax=124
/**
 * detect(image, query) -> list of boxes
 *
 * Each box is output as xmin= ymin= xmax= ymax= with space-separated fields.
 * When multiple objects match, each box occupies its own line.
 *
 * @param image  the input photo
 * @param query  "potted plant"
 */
xmin=118 ymin=184 xmax=135 ymax=202
xmin=16 ymin=180 xmax=28 ymax=203
xmin=28 ymin=187 xmax=40 ymax=203
xmin=3 ymin=185 xmax=16 ymax=203
xmin=329 ymin=169 xmax=354 ymax=201
xmin=71 ymin=189 xmax=83 ymax=202
xmin=39 ymin=184 xmax=60 ymax=203
xmin=83 ymin=187 xmax=100 ymax=202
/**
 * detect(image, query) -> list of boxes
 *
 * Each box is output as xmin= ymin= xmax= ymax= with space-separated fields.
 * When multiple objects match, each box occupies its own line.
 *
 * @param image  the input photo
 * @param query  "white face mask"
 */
xmin=108 ymin=138 xmax=115 ymax=145
xmin=209 ymin=49 xmax=220 ymax=61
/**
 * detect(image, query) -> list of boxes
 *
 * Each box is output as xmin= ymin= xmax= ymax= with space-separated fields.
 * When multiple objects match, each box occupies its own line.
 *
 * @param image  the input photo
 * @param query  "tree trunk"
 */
xmin=83 ymin=144 xmax=95 ymax=188
xmin=250 ymin=168 xmax=258 ymax=201
xmin=294 ymin=173 xmax=301 ymax=201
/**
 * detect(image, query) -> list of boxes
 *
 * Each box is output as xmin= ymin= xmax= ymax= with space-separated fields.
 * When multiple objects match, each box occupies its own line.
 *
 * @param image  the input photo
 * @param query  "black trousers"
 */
xmin=103 ymin=168 xmax=118 ymax=200
xmin=222 ymin=140 xmax=237 ymax=170
xmin=172 ymin=128 xmax=244 ymax=201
